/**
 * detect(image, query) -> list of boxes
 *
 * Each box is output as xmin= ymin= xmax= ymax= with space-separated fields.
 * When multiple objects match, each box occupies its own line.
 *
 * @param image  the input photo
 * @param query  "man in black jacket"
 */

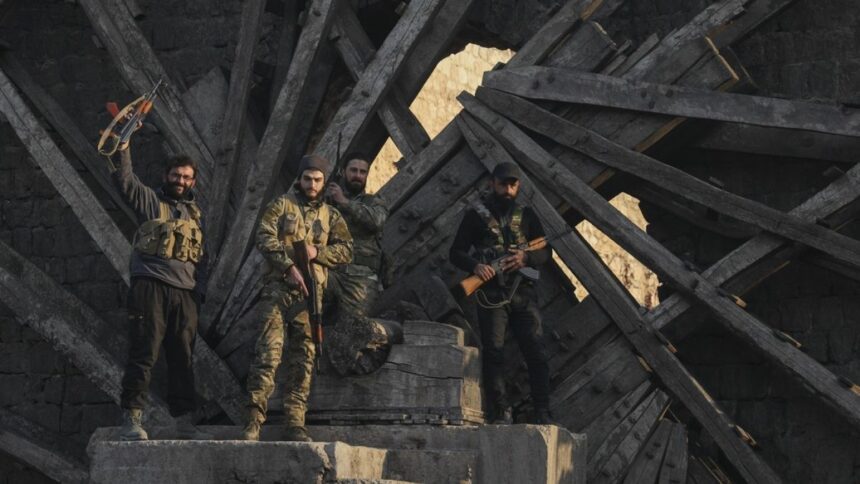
xmin=449 ymin=162 xmax=552 ymax=424
xmin=113 ymin=142 xmax=209 ymax=441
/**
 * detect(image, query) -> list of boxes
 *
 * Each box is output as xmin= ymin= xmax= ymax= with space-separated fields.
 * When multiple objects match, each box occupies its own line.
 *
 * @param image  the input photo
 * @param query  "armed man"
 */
xmin=242 ymin=154 xmax=353 ymax=442
xmin=324 ymin=152 xmax=388 ymax=324
xmin=113 ymin=142 xmax=210 ymax=441
xmin=449 ymin=162 xmax=553 ymax=425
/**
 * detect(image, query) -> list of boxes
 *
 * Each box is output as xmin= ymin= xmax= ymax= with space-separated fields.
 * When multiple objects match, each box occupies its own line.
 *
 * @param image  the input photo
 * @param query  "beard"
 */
xmin=491 ymin=192 xmax=515 ymax=213
xmin=345 ymin=178 xmax=365 ymax=195
xmin=164 ymin=182 xmax=186 ymax=199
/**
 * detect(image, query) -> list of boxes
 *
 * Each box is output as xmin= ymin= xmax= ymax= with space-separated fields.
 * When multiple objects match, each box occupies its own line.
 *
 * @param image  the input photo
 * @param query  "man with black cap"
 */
xmin=324 ymin=152 xmax=388 ymax=327
xmin=449 ymin=162 xmax=553 ymax=424
xmin=241 ymin=154 xmax=353 ymax=442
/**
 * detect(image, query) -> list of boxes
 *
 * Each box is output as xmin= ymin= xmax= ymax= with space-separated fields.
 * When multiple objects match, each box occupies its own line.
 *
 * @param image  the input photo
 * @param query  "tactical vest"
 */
xmin=279 ymin=193 xmax=332 ymax=287
xmin=474 ymin=200 xmax=527 ymax=260
xmin=132 ymin=201 xmax=203 ymax=263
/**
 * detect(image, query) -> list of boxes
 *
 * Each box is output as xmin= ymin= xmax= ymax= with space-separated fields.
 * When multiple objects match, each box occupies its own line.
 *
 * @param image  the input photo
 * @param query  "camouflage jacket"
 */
xmin=334 ymin=191 xmax=387 ymax=275
xmin=256 ymin=188 xmax=353 ymax=287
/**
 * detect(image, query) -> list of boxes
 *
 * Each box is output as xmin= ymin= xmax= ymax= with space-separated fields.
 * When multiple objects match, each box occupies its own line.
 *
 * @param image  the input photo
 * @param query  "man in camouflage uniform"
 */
xmin=242 ymin=155 xmax=353 ymax=442
xmin=324 ymin=152 xmax=388 ymax=324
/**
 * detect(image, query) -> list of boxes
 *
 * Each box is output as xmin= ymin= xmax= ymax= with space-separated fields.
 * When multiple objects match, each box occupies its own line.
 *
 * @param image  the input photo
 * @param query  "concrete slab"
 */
xmin=89 ymin=424 xmax=586 ymax=484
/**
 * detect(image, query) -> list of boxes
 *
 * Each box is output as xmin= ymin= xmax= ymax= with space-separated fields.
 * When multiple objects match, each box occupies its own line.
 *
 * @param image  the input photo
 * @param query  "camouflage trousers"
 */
xmin=245 ymin=282 xmax=316 ymax=427
xmin=324 ymin=266 xmax=380 ymax=325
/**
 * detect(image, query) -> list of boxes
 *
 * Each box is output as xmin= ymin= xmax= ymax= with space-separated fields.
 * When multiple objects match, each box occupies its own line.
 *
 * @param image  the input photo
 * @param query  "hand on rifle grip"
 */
xmin=286 ymin=265 xmax=309 ymax=297
xmin=474 ymin=263 xmax=496 ymax=282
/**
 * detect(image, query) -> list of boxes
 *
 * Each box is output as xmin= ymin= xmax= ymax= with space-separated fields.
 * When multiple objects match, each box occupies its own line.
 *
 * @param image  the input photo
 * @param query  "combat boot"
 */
xmin=490 ymin=405 xmax=513 ymax=425
xmin=119 ymin=408 xmax=148 ymax=441
xmin=241 ymin=408 xmax=264 ymax=441
xmin=283 ymin=425 xmax=312 ymax=442
xmin=175 ymin=413 xmax=213 ymax=440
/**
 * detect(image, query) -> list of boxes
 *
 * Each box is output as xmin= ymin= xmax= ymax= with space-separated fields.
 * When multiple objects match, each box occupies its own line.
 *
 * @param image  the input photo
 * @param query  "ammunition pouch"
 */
xmin=132 ymin=204 xmax=203 ymax=263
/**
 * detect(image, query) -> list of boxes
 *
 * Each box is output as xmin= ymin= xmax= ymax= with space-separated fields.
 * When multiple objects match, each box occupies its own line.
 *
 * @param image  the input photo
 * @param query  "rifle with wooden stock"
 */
xmin=292 ymin=240 xmax=323 ymax=371
xmin=457 ymin=235 xmax=549 ymax=298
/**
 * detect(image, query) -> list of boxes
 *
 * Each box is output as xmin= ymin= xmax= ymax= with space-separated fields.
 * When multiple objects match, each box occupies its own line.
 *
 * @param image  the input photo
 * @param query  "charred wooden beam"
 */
xmin=0 ymin=49 xmax=137 ymax=226
xmin=506 ymin=0 xmax=624 ymax=69
xmin=0 ymin=65 xmax=132 ymax=284
xmin=0 ymin=408 xmax=88 ymax=484
xmin=78 ymin=0 xmax=216 ymax=209
xmin=314 ymin=0 xmax=446 ymax=167
xmin=461 ymin=92 xmax=860 ymax=434
xmin=457 ymin=111 xmax=782 ymax=484
xmin=692 ymin=122 xmax=860 ymax=164
xmin=620 ymin=419 xmax=675 ymax=483
xmin=332 ymin=2 xmax=430 ymax=160
xmin=474 ymin=88 xmax=860 ymax=274
xmin=269 ymin=1 xmax=298 ymax=107
xmin=485 ymin=67 xmax=860 ymax=137
xmin=202 ymin=0 xmax=339 ymax=335
xmin=208 ymin=0 xmax=267 ymax=251
xmin=711 ymin=0 xmax=798 ymax=48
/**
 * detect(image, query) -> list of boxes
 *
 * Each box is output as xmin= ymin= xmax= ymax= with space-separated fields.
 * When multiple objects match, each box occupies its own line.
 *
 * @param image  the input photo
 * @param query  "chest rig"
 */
xmin=474 ymin=200 xmax=527 ymax=261
xmin=280 ymin=193 xmax=332 ymax=286
xmin=132 ymin=201 xmax=203 ymax=263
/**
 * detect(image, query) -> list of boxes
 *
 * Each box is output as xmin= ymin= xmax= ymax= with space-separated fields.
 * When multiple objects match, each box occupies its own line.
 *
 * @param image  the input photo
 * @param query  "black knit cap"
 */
xmin=492 ymin=162 xmax=521 ymax=181
xmin=297 ymin=154 xmax=331 ymax=180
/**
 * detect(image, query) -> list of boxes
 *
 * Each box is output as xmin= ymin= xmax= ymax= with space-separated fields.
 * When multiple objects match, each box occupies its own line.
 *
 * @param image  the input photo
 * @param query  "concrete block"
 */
xmin=88 ymin=424 xmax=586 ymax=484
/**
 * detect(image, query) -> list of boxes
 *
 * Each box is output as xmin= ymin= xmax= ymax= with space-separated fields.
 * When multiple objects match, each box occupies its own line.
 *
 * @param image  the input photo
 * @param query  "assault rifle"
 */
xmin=292 ymin=240 xmax=323 ymax=371
xmin=457 ymin=228 xmax=573 ymax=298
xmin=98 ymin=78 xmax=163 ymax=157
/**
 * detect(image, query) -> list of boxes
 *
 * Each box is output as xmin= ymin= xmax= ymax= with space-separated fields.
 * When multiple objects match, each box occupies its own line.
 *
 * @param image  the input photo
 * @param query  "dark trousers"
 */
xmin=121 ymin=277 xmax=197 ymax=416
xmin=477 ymin=284 xmax=550 ymax=412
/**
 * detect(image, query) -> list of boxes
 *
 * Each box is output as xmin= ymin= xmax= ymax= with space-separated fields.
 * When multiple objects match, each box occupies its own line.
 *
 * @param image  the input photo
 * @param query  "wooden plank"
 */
xmin=78 ymin=0 xmax=215 ymax=209
xmin=377 ymin=121 xmax=464 ymax=212
xmin=268 ymin=1 xmax=298 ymax=107
xmin=611 ymin=33 xmax=660 ymax=76
xmin=623 ymin=0 xmax=747 ymax=79
xmin=591 ymin=391 xmax=670 ymax=482
xmin=487 ymin=67 xmax=860 ymax=137
xmin=544 ymin=20 xmax=617 ymax=71
xmin=0 ymin=239 xmax=172 ymax=424
xmin=201 ymin=0 xmax=339 ymax=335
xmin=693 ymin=122 xmax=860 ymax=163
xmin=583 ymin=381 xmax=653 ymax=460
xmin=711 ymin=0 xmax=797 ymax=48
xmin=658 ymin=422 xmax=689 ymax=484
xmin=456 ymin=112 xmax=781 ymax=484
xmin=621 ymin=419 xmax=674 ymax=484
xmin=313 ymin=0 xmax=445 ymax=166
xmin=0 ymin=408 xmax=88 ymax=484
xmin=474 ymin=88 xmax=860 ymax=274
xmin=382 ymin=147 xmax=485 ymax=256
xmin=505 ymin=0 xmax=623 ymax=69
xmin=0 ymin=49 xmax=137 ymax=226
xmin=208 ymin=0 xmax=267 ymax=251
xmin=462 ymin=92 xmax=860 ymax=433
xmin=332 ymin=3 xmax=430 ymax=159
xmin=0 ymin=65 xmax=132 ymax=284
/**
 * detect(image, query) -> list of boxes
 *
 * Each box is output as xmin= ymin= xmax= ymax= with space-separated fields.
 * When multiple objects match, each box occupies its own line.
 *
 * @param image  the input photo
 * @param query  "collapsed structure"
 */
xmin=0 ymin=0 xmax=858 ymax=482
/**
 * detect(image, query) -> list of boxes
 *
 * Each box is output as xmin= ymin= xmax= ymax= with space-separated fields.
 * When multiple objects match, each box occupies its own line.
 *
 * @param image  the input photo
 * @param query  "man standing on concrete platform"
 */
xmin=242 ymin=155 xmax=353 ymax=442
xmin=324 ymin=152 xmax=388 ymax=324
xmin=449 ymin=162 xmax=553 ymax=424
xmin=113 ymin=142 xmax=210 ymax=441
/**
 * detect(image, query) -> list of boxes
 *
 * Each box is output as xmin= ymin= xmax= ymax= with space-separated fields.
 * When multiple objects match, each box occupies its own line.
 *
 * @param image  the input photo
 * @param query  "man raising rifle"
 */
xmin=241 ymin=155 xmax=353 ymax=442
xmin=449 ymin=162 xmax=553 ymax=425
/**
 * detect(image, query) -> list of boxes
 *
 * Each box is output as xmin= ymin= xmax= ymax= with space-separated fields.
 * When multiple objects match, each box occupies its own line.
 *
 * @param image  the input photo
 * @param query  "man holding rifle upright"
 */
xmin=241 ymin=155 xmax=353 ymax=442
xmin=449 ymin=162 xmax=553 ymax=425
